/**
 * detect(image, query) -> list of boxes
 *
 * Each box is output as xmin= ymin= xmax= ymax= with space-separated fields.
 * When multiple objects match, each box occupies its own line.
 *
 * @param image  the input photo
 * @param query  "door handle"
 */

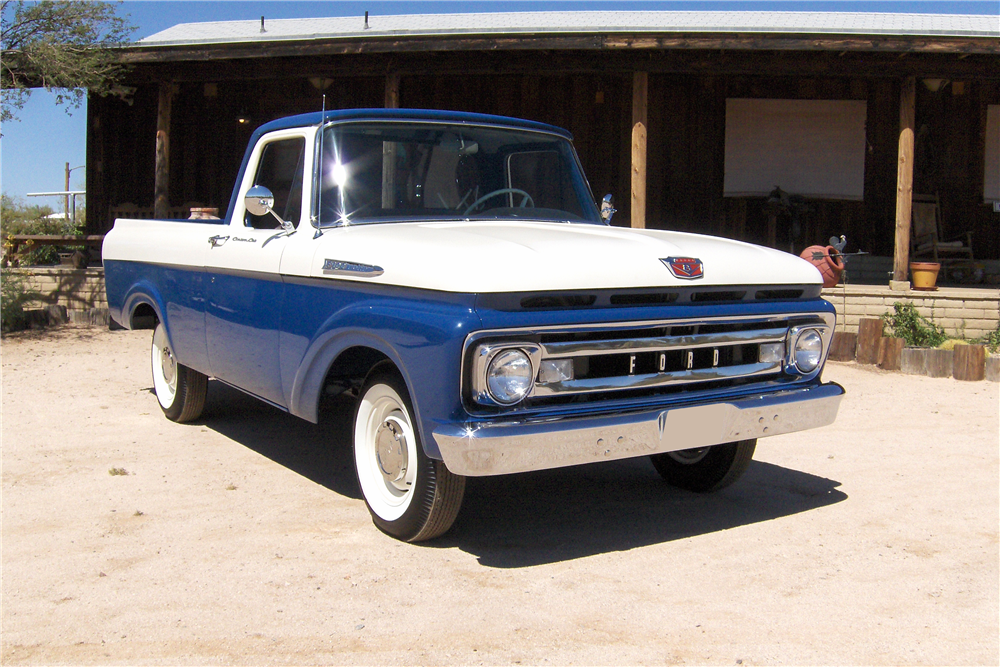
xmin=208 ymin=235 xmax=229 ymax=248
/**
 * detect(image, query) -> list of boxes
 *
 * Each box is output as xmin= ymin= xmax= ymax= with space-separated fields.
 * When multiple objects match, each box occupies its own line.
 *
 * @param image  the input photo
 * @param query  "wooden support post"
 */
xmin=900 ymin=347 xmax=926 ymax=375
xmin=154 ymin=82 xmax=174 ymax=220
xmin=892 ymin=77 xmax=916 ymax=283
xmin=384 ymin=72 xmax=400 ymax=109
xmin=856 ymin=317 xmax=884 ymax=365
xmin=878 ymin=337 xmax=905 ymax=371
xmin=828 ymin=331 xmax=858 ymax=362
xmin=382 ymin=73 xmax=401 ymax=208
xmin=923 ymin=349 xmax=953 ymax=378
xmin=985 ymin=356 xmax=1000 ymax=382
xmin=631 ymin=71 xmax=648 ymax=229
xmin=953 ymin=344 xmax=986 ymax=381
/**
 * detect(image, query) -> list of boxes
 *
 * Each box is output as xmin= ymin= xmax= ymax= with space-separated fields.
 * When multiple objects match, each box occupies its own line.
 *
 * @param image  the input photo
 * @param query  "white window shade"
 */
xmin=984 ymin=105 xmax=1000 ymax=203
xmin=724 ymin=99 xmax=868 ymax=201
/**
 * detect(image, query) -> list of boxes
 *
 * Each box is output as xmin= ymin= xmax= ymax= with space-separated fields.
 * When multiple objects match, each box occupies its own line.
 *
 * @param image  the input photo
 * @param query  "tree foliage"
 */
xmin=1 ymin=0 xmax=134 ymax=123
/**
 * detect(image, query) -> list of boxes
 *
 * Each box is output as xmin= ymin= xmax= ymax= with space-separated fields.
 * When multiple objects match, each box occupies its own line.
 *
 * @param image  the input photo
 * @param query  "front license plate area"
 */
xmin=658 ymin=404 xmax=731 ymax=451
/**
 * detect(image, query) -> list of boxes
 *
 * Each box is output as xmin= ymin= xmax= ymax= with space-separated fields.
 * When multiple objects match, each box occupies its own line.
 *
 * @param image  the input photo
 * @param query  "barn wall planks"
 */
xmin=87 ymin=51 xmax=1000 ymax=266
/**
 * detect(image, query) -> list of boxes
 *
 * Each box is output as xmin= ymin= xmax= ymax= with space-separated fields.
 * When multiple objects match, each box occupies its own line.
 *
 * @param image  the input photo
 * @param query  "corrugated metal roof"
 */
xmin=137 ymin=11 xmax=1000 ymax=47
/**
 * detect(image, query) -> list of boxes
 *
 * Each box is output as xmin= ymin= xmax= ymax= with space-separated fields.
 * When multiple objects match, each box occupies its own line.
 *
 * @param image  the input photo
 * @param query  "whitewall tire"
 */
xmin=353 ymin=365 xmax=465 ymax=541
xmin=151 ymin=323 xmax=207 ymax=423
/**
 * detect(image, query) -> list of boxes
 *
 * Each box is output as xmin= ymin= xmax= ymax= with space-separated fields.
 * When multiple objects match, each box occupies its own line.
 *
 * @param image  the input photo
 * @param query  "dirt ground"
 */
xmin=1 ymin=325 xmax=997 ymax=666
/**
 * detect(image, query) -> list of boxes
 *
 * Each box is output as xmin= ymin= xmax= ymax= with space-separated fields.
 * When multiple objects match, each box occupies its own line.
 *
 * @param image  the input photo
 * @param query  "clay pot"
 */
xmin=189 ymin=207 xmax=220 ymax=220
xmin=910 ymin=262 xmax=940 ymax=291
xmin=799 ymin=245 xmax=845 ymax=288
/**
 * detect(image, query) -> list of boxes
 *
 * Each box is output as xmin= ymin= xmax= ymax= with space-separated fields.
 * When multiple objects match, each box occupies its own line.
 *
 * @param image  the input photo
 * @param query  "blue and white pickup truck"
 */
xmin=103 ymin=109 xmax=843 ymax=541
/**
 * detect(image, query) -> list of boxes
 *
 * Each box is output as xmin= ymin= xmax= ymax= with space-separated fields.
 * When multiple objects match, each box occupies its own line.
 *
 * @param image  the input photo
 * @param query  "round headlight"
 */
xmin=793 ymin=329 xmax=823 ymax=373
xmin=486 ymin=349 xmax=534 ymax=405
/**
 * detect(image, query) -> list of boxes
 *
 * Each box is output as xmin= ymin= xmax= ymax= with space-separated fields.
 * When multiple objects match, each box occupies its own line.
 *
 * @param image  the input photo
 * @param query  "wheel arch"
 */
xmin=121 ymin=282 xmax=166 ymax=331
xmin=289 ymin=330 xmax=412 ymax=423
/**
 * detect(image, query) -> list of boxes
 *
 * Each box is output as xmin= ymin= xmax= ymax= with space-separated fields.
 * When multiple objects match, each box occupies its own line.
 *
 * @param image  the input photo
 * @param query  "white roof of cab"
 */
xmin=138 ymin=11 xmax=1000 ymax=47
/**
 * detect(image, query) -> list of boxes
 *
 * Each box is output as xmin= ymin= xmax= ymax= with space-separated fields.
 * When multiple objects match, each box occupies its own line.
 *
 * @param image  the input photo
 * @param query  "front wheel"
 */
xmin=650 ymin=439 xmax=757 ymax=492
xmin=151 ymin=323 xmax=207 ymax=423
xmin=353 ymin=365 xmax=465 ymax=542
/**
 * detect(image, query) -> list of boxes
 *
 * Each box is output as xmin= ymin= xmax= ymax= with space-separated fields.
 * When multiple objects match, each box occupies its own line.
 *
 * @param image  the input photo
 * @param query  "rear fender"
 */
xmin=122 ymin=281 xmax=166 ymax=333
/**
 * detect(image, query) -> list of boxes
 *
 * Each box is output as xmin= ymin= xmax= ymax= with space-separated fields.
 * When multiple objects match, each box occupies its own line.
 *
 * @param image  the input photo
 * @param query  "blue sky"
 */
xmin=1 ymin=0 xmax=996 ymax=208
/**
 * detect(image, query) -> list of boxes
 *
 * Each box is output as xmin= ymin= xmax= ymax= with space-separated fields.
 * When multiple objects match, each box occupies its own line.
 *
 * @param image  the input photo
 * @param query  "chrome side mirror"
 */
xmin=244 ymin=185 xmax=293 ymax=232
xmin=600 ymin=194 xmax=617 ymax=223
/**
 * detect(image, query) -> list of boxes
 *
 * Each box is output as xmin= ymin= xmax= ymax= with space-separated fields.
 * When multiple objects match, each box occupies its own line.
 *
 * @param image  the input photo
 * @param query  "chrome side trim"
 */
xmin=322 ymin=259 xmax=384 ymax=277
xmin=434 ymin=381 xmax=844 ymax=476
xmin=531 ymin=360 xmax=780 ymax=396
xmin=540 ymin=326 xmax=787 ymax=357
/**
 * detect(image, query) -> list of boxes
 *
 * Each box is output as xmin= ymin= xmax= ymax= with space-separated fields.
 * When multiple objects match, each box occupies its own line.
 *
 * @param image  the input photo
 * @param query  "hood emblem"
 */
xmin=661 ymin=257 xmax=704 ymax=280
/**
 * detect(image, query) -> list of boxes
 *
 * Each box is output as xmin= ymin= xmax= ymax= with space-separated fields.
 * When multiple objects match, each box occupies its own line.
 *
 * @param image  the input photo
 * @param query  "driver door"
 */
xmin=204 ymin=132 xmax=307 ymax=406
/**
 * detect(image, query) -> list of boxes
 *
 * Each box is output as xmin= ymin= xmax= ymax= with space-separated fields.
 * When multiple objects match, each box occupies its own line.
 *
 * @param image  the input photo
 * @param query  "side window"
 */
xmin=247 ymin=137 xmax=305 ymax=229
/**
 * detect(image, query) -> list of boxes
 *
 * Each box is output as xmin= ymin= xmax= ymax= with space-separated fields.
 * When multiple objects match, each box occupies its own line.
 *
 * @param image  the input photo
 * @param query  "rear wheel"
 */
xmin=151 ymin=323 xmax=207 ymax=423
xmin=650 ymin=439 xmax=756 ymax=492
xmin=353 ymin=365 xmax=465 ymax=541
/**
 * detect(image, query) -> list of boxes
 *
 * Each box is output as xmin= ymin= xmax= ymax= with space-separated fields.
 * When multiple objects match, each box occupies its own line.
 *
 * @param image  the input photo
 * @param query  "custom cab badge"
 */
xmin=661 ymin=256 xmax=704 ymax=280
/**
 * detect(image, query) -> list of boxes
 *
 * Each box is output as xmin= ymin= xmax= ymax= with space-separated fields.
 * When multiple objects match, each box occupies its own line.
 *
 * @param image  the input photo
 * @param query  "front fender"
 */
xmin=287 ymin=328 xmax=406 ymax=424
xmin=281 ymin=285 xmax=481 ymax=460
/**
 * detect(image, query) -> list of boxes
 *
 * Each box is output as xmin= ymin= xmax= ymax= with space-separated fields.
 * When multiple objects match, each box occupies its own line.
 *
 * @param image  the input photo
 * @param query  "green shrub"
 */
xmin=981 ymin=324 xmax=1000 ymax=354
xmin=1 ymin=270 xmax=37 ymax=332
xmin=881 ymin=301 xmax=947 ymax=348
xmin=1 ymin=195 xmax=83 ymax=266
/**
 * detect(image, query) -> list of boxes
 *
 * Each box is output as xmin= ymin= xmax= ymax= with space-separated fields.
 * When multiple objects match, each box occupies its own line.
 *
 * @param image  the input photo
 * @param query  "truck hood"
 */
xmin=308 ymin=219 xmax=821 ymax=293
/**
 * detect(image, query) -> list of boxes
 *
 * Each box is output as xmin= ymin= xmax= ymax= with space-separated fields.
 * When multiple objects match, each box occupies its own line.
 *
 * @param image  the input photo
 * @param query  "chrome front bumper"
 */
xmin=433 ymin=382 xmax=844 ymax=476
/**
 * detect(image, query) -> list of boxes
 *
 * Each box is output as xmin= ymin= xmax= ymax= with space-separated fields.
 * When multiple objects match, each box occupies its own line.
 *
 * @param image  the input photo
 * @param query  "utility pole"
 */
xmin=65 ymin=162 xmax=71 ymax=218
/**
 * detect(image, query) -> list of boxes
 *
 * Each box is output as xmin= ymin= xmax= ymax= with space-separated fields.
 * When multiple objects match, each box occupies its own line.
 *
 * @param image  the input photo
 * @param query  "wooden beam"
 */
xmin=153 ymin=82 xmax=174 ymax=219
xmin=893 ymin=76 xmax=916 ymax=282
xmin=122 ymin=49 xmax=1000 ymax=84
xmin=118 ymin=33 xmax=1000 ymax=66
xmin=631 ymin=71 xmax=648 ymax=229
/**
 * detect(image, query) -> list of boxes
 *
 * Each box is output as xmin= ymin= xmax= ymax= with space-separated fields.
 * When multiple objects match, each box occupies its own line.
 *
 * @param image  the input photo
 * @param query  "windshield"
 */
xmin=315 ymin=122 xmax=601 ymax=226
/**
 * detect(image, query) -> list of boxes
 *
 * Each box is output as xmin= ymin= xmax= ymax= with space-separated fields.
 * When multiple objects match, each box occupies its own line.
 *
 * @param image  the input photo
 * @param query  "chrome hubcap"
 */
xmin=160 ymin=345 xmax=177 ymax=387
xmin=668 ymin=447 xmax=710 ymax=464
xmin=375 ymin=416 xmax=408 ymax=486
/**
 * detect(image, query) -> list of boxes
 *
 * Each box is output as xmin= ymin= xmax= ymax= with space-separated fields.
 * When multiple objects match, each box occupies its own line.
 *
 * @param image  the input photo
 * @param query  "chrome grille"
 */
xmin=532 ymin=322 xmax=785 ymax=397
xmin=464 ymin=313 xmax=835 ymax=411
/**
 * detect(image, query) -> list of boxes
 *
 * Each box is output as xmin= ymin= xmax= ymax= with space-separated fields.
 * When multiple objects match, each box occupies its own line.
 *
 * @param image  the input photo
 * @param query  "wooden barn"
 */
xmin=87 ymin=10 xmax=1000 ymax=285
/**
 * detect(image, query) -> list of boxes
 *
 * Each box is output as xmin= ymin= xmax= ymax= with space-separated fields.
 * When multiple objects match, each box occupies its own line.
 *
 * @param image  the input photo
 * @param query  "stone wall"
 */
xmin=15 ymin=267 xmax=107 ymax=314
xmin=821 ymin=284 xmax=1000 ymax=339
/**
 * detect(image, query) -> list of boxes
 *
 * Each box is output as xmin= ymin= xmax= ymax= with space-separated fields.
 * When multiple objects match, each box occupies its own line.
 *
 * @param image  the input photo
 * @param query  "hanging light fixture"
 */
xmin=922 ymin=78 xmax=949 ymax=93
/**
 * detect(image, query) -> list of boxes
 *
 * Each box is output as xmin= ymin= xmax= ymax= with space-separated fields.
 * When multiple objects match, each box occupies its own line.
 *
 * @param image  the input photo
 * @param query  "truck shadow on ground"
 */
xmin=198 ymin=381 xmax=846 ymax=568
xmin=198 ymin=381 xmax=362 ymax=501
xmin=445 ymin=459 xmax=845 ymax=567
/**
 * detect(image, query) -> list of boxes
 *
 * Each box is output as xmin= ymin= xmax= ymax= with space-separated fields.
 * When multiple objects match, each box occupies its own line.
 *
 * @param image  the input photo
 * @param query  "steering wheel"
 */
xmin=463 ymin=188 xmax=534 ymax=215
